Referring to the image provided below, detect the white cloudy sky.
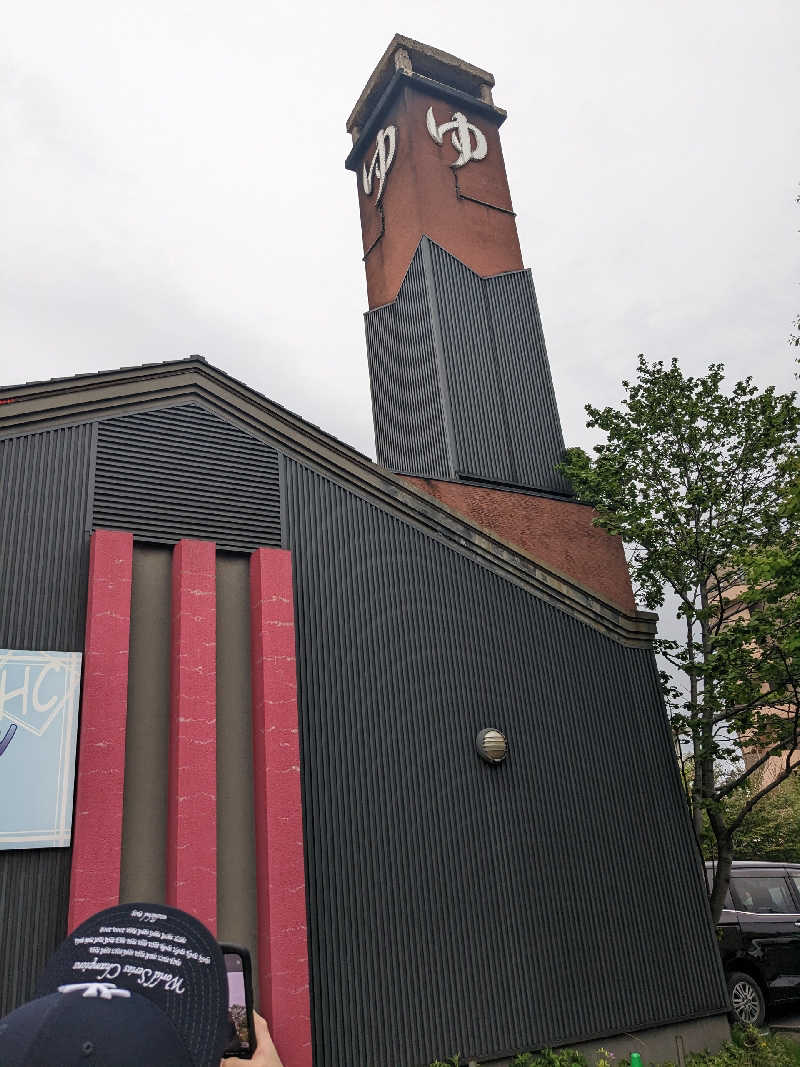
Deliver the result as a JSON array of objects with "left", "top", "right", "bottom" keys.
[{"left": 2, "top": 0, "right": 798, "bottom": 465}]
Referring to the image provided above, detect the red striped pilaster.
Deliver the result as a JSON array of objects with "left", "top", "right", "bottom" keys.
[
  {"left": 250, "top": 548, "right": 312, "bottom": 1067},
  {"left": 167, "top": 539, "right": 217, "bottom": 933},
  {"left": 68, "top": 529, "right": 134, "bottom": 931}
]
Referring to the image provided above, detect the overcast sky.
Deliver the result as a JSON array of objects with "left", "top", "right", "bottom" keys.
[{"left": 3, "top": 0, "right": 798, "bottom": 465}]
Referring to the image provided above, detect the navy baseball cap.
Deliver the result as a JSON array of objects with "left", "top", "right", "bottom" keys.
[{"left": 0, "top": 902, "right": 229, "bottom": 1066}]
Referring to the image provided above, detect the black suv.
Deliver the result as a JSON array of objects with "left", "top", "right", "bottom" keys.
[{"left": 706, "top": 861, "right": 800, "bottom": 1026}]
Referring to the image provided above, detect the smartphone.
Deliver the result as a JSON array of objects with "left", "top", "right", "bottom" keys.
[{"left": 220, "top": 944, "right": 256, "bottom": 1059}]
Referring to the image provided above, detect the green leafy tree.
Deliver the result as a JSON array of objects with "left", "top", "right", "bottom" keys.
[
  {"left": 790, "top": 192, "right": 799, "bottom": 349},
  {"left": 560, "top": 357, "right": 800, "bottom": 922},
  {"left": 701, "top": 770, "right": 800, "bottom": 864}
]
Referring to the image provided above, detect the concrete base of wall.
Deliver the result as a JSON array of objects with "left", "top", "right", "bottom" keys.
[{"left": 470, "top": 1014, "right": 731, "bottom": 1066}]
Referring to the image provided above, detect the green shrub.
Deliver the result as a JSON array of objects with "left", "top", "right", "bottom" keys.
[
  {"left": 429, "top": 1027, "right": 800, "bottom": 1067},
  {"left": 513, "top": 1051, "right": 588, "bottom": 1067},
  {"left": 685, "top": 1027, "right": 800, "bottom": 1067}
]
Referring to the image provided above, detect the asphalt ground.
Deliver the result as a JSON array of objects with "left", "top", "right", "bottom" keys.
[{"left": 769, "top": 1003, "right": 800, "bottom": 1036}]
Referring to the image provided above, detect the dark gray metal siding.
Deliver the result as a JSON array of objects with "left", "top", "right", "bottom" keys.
[
  {"left": 485, "top": 268, "right": 571, "bottom": 494},
  {"left": 0, "top": 424, "right": 94, "bottom": 1015},
  {"left": 0, "top": 425, "right": 94, "bottom": 651},
  {"left": 94, "top": 403, "right": 281, "bottom": 551},
  {"left": 284, "top": 459, "right": 727, "bottom": 1067},
  {"left": 0, "top": 849, "right": 74, "bottom": 1015},
  {"left": 365, "top": 238, "right": 571, "bottom": 495},
  {"left": 426, "top": 240, "right": 515, "bottom": 484},
  {"left": 365, "top": 250, "right": 452, "bottom": 480}
]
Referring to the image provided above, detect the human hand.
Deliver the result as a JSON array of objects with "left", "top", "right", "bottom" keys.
[{"left": 221, "top": 1011, "right": 284, "bottom": 1067}]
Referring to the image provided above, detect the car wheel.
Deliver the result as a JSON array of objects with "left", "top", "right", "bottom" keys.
[{"left": 727, "top": 971, "right": 766, "bottom": 1027}]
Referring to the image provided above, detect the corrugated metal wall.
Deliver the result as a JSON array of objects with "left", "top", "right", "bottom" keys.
[
  {"left": 485, "top": 268, "right": 571, "bottom": 495},
  {"left": 0, "top": 424, "right": 94, "bottom": 1016},
  {"left": 94, "top": 403, "right": 282, "bottom": 551},
  {"left": 365, "top": 250, "right": 453, "bottom": 480},
  {"left": 0, "top": 426, "right": 94, "bottom": 651},
  {"left": 427, "top": 240, "right": 516, "bottom": 485},
  {"left": 365, "top": 238, "right": 571, "bottom": 495},
  {"left": 0, "top": 849, "right": 74, "bottom": 1014},
  {"left": 284, "top": 459, "right": 728, "bottom": 1067},
  {"left": 0, "top": 400, "right": 726, "bottom": 1064}
]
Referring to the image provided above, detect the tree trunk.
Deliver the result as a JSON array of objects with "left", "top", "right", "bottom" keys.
[
  {"left": 692, "top": 759, "right": 703, "bottom": 839},
  {"left": 687, "top": 615, "right": 704, "bottom": 839},
  {"left": 708, "top": 828, "right": 733, "bottom": 925}
]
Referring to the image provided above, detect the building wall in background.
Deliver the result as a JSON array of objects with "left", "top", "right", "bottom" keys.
[
  {"left": 0, "top": 401, "right": 728, "bottom": 1067},
  {"left": 283, "top": 457, "right": 727, "bottom": 1067}
]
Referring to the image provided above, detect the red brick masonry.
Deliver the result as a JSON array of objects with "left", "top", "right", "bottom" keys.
[
  {"left": 403, "top": 478, "right": 636, "bottom": 614},
  {"left": 68, "top": 529, "right": 134, "bottom": 931},
  {"left": 356, "top": 84, "right": 523, "bottom": 309},
  {"left": 250, "top": 548, "right": 312, "bottom": 1067}
]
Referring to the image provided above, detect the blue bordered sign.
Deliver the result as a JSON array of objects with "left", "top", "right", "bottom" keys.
[{"left": 0, "top": 650, "right": 82, "bottom": 850}]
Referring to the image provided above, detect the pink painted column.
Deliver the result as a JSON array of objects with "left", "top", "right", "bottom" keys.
[
  {"left": 250, "top": 548, "right": 312, "bottom": 1067},
  {"left": 167, "top": 539, "right": 217, "bottom": 933},
  {"left": 68, "top": 529, "right": 134, "bottom": 931}
]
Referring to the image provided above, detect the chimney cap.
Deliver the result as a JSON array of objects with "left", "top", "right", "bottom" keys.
[{"left": 346, "top": 34, "right": 496, "bottom": 135}]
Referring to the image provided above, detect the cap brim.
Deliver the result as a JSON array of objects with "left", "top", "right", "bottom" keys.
[{"left": 36, "top": 903, "right": 228, "bottom": 1067}]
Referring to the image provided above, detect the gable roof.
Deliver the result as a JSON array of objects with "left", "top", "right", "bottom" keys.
[{"left": 0, "top": 356, "right": 656, "bottom": 647}]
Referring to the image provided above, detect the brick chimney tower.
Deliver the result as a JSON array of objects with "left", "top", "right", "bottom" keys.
[
  {"left": 346, "top": 35, "right": 637, "bottom": 613},
  {"left": 347, "top": 36, "right": 523, "bottom": 310}
]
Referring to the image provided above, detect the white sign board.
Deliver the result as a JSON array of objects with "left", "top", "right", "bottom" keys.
[{"left": 0, "top": 649, "right": 82, "bottom": 849}]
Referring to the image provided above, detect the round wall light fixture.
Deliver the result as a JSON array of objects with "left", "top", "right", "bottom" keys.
[{"left": 476, "top": 728, "right": 508, "bottom": 765}]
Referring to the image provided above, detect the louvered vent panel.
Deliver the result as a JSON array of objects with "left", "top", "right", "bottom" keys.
[
  {"left": 94, "top": 403, "right": 281, "bottom": 551},
  {"left": 284, "top": 458, "right": 728, "bottom": 1067}
]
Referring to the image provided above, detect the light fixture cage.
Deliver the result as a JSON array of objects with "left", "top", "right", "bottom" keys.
[{"left": 476, "top": 727, "right": 507, "bottom": 764}]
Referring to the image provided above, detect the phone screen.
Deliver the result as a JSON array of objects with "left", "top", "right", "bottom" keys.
[{"left": 222, "top": 948, "right": 254, "bottom": 1058}]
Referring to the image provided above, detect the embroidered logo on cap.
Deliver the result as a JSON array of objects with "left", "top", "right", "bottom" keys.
[{"left": 57, "top": 983, "right": 132, "bottom": 1000}]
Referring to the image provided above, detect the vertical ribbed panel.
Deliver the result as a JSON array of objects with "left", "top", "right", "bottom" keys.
[
  {"left": 485, "top": 270, "right": 571, "bottom": 494},
  {"left": 0, "top": 425, "right": 93, "bottom": 650},
  {"left": 94, "top": 403, "right": 281, "bottom": 551},
  {"left": 0, "top": 848, "right": 74, "bottom": 1014},
  {"left": 427, "top": 240, "right": 515, "bottom": 484},
  {"left": 364, "top": 238, "right": 571, "bottom": 494},
  {"left": 0, "top": 424, "right": 93, "bottom": 1015},
  {"left": 284, "top": 459, "right": 728, "bottom": 1067},
  {"left": 365, "top": 252, "right": 452, "bottom": 479}
]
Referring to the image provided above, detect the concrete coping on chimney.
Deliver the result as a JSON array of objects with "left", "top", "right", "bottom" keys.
[{"left": 346, "top": 33, "right": 497, "bottom": 137}]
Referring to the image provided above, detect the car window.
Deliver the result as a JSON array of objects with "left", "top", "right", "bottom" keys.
[
  {"left": 791, "top": 874, "right": 800, "bottom": 903},
  {"left": 732, "top": 875, "right": 796, "bottom": 914}
]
